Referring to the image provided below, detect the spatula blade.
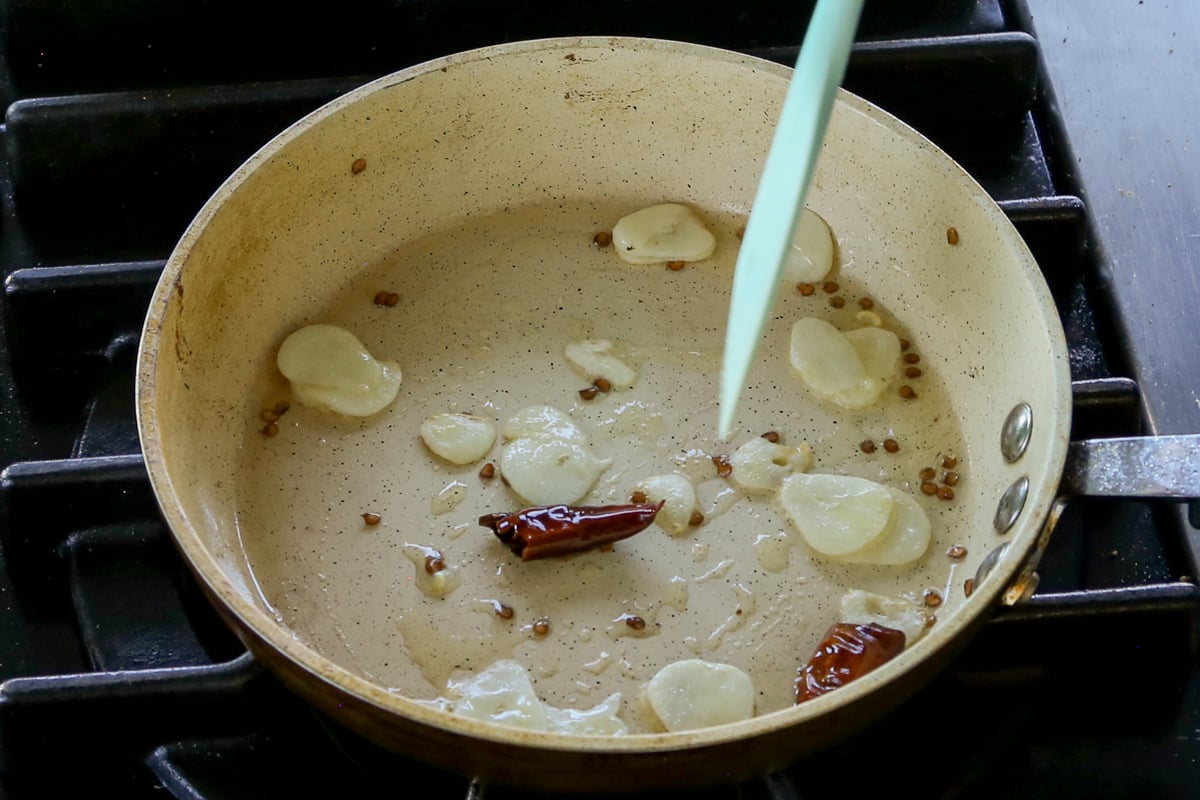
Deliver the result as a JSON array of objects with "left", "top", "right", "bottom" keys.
[{"left": 717, "top": 0, "right": 865, "bottom": 439}]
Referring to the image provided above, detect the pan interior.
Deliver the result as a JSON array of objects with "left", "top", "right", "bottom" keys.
[
  {"left": 139, "top": 38, "right": 1070, "bottom": 745},
  {"left": 233, "top": 196, "right": 970, "bottom": 732}
]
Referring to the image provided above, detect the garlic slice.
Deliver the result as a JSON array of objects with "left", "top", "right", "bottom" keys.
[
  {"left": 448, "top": 660, "right": 547, "bottom": 731},
  {"left": 500, "top": 434, "right": 611, "bottom": 506},
  {"left": 500, "top": 406, "right": 611, "bottom": 505},
  {"left": 276, "top": 324, "right": 401, "bottom": 417},
  {"left": 545, "top": 693, "right": 628, "bottom": 736},
  {"left": 501, "top": 404, "right": 589, "bottom": 446},
  {"left": 446, "top": 660, "right": 627, "bottom": 735},
  {"left": 788, "top": 317, "right": 864, "bottom": 398},
  {"left": 835, "top": 327, "right": 903, "bottom": 409},
  {"left": 777, "top": 472, "right": 896, "bottom": 557},
  {"left": 840, "top": 589, "right": 928, "bottom": 645},
  {"left": 565, "top": 339, "right": 637, "bottom": 389},
  {"left": 788, "top": 318, "right": 900, "bottom": 409},
  {"left": 643, "top": 659, "right": 754, "bottom": 732},
  {"left": 838, "top": 489, "right": 932, "bottom": 566},
  {"left": 729, "top": 436, "right": 813, "bottom": 494},
  {"left": 635, "top": 473, "right": 698, "bottom": 536},
  {"left": 781, "top": 208, "right": 835, "bottom": 284},
  {"left": 420, "top": 413, "right": 496, "bottom": 464},
  {"left": 612, "top": 203, "right": 716, "bottom": 265}
]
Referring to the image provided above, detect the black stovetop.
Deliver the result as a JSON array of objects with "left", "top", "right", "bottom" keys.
[{"left": 1, "top": 1, "right": 1198, "bottom": 797}]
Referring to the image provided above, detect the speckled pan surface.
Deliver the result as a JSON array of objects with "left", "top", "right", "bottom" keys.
[{"left": 135, "top": 37, "right": 1072, "bottom": 790}]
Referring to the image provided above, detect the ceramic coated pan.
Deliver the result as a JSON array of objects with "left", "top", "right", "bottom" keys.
[{"left": 135, "top": 37, "right": 1200, "bottom": 792}]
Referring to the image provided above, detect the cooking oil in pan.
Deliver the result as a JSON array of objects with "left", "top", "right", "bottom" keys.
[{"left": 232, "top": 198, "right": 969, "bottom": 734}]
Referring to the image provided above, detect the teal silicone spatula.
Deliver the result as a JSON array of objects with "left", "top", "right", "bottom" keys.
[{"left": 717, "top": 0, "right": 865, "bottom": 439}]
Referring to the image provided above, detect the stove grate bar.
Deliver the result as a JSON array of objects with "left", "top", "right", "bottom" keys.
[{"left": 0, "top": 653, "right": 274, "bottom": 774}]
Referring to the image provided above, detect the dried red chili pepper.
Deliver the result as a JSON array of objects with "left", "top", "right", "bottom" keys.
[
  {"left": 795, "top": 621, "right": 906, "bottom": 704},
  {"left": 478, "top": 502, "right": 664, "bottom": 561}
]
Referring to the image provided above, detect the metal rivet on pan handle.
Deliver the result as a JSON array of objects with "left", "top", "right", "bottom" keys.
[
  {"left": 994, "top": 476, "right": 1030, "bottom": 534},
  {"left": 1001, "top": 402, "right": 1033, "bottom": 463}
]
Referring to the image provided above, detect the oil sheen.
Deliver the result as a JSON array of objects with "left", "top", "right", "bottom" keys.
[{"left": 233, "top": 198, "right": 968, "bottom": 734}]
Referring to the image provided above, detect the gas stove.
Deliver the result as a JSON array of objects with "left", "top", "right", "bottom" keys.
[{"left": 1, "top": 1, "right": 1198, "bottom": 797}]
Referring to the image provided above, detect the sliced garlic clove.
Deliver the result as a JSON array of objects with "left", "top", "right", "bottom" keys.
[
  {"left": 840, "top": 588, "right": 928, "bottom": 645},
  {"left": 277, "top": 324, "right": 402, "bottom": 417},
  {"left": 833, "top": 327, "right": 902, "bottom": 409},
  {"left": 788, "top": 317, "right": 866, "bottom": 400},
  {"left": 277, "top": 324, "right": 380, "bottom": 388},
  {"left": 500, "top": 434, "right": 612, "bottom": 505},
  {"left": 612, "top": 203, "right": 716, "bottom": 265},
  {"left": 788, "top": 319, "right": 901, "bottom": 410},
  {"left": 446, "top": 660, "right": 550, "bottom": 731},
  {"left": 564, "top": 339, "right": 637, "bottom": 389},
  {"left": 847, "top": 327, "right": 902, "bottom": 379},
  {"left": 643, "top": 659, "right": 754, "bottom": 732},
  {"left": 781, "top": 208, "right": 835, "bottom": 284},
  {"left": 448, "top": 660, "right": 628, "bottom": 735},
  {"left": 777, "top": 472, "right": 896, "bottom": 557},
  {"left": 501, "top": 405, "right": 588, "bottom": 446},
  {"left": 635, "top": 473, "right": 699, "bottom": 536},
  {"left": 839, "top": 489, "right": 932, "bottom": 566},
  {"left": 419, "top": 413, "right": 497, "bottom": 464},
  {"left": 289, "top": 372, "right": 401, "bottom": 417},
  {"left": 545, "top": 693, "right": 628, "bottom": 736},
  {"left": 729, "top": 436, "right": 813, "bottom": 494}
]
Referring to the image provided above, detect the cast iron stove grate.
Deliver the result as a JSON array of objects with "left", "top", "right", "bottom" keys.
[{"left": 1, "top": 1, "right": 1197, "bottom": 797}]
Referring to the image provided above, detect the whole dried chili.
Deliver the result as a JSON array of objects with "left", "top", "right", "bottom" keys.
[
  {"left": 795, "top": 621, "right": 906, "bottom": 704},
  {"left": 479, "top": 501, "right": 664, "bottom": 561}
]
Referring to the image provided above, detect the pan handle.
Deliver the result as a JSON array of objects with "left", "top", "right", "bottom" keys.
[
  {"left": 987, "top": 433, "right": 1200, "bottom": 606},
  {"left": 1058, "top": 434, "right": 1200, "bottom": 499}
]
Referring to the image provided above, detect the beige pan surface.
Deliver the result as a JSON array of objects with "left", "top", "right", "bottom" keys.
[{"left": 137, "top": 37, "right": 1071, "bottom": 786}]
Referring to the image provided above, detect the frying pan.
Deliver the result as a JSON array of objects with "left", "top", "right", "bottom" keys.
[{"left": 134, "top": 37, "right": 1200, "bottom": 792}]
